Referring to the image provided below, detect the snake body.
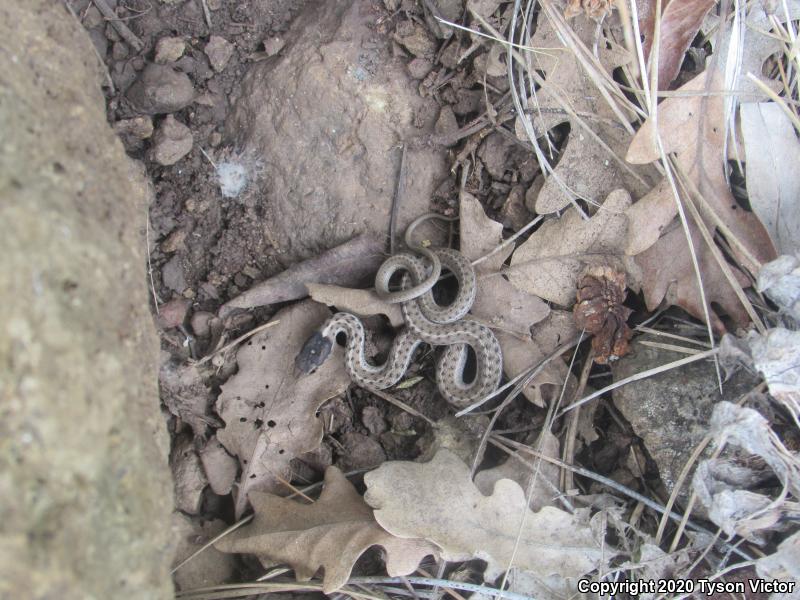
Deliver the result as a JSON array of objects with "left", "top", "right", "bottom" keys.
[{"left": 313, "top": 220, "right": 503, "bottom": 408}]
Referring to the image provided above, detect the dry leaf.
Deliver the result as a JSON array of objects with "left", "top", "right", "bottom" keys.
[
  {"left": 508, "top": 189, "right": 634, "bottom": 306},
  {"left": 215, "top": 466, "right": 437, "bottom": 593},
  {"left": 364, "top": 449, "right": 612, "bottom": 581},
  {"left": 626, "top": 67, "right": 777, "bottom": 328},
  {"left": 307, "top": 282, "right": 404, "bottom": 328},
  {"left": 219, "top": 233, "right": 385, "bottom": 317},
  {"left": 216, "top": 300, "right": 350, "bottom": 517},
  {"left": 475, "top": 431, "right": 561, "bottom": 512},
  {"left": 172, "top": 513, "right": 236, "bottom": 591},
  {"left": 740, "top": 102, "right": 800, "bottom": 255},
  {"left": 460, "top": 191, "right": 550, "bottom": 336},
  {"left": 642, "top": 0, "right": 717, "bottom": 89},
  {"left": 459, "top": 192, "right": 555, "bottom": 405},
  {"left": 517, "top": 6, "right": 651, "bottom": 214}
]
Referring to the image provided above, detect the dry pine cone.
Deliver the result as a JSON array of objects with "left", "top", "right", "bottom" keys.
[{"left": 573, "top": 266, "right": 633, "bottom": 364}]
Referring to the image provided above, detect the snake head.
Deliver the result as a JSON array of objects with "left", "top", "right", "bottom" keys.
[{"left": 294, "top": 330, "right": 333, "bottom": 376}]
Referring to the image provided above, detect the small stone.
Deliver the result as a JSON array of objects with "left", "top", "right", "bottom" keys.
[
  {"left": 126, "top": 63, "right": 196, "bottom": 115},
  {"left": 262, "top": 36, "right": 285, "bottom": 56},
  {"left": 150, "top": 115, "right": 194, "bottom": 166},
  {"left": 204, "top": 36, "right": 234, "bottom": 72},
  {"left": 160, "top": 228, "right": 187, "bottom": 253},
  {"left": 242, "top": 265, "right": 261, "bottom": 279},
  {"left": 162, "top": 254, "right": 187, "bottom": 293},
  {"left": 233, "top": 272, "right": 248, "bottom": 287},
  {"left": 407, "top": 57, "right": 434, "bottom": 79},
  {"left": 209, "top": 131, "right": 222, "bottom": 147},
  {"left": 190, "top": 311, "right": 216, "bottom": 338},
  {"left": 154, "top": 36, "right": 186, "bottom": 64},
  {"left": 393, "top": 21, "right": 438, "bottom": 57},
  {"left": 434, "top": 105, "right": 458, "bottom": 144},
  {"left": 114, "top": 116, "right": 154, "bottom": 140},
  {"left": 337, "top": 432, "right": 386, "bottom": 471},
  {"left": 156, "top": 297, "right": 191, "bottom": 330},
  {"left": 112, "top": 41, "right": 129, "bottom": 61},
  {"left": 206, "top": 0, "right": 222, "bottom": 9}
]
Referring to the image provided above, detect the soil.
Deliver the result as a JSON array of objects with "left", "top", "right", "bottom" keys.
[{"left": 68, "top": 0, "right": 752, "bottom": 591}]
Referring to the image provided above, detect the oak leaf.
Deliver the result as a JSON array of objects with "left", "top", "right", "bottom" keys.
[
  {"left": 215, "top": 466, "right": 438, "bottom": 593},
  {"left": 364, "top": 449, "right": 613, "bottom": 581},
  {"left": 508, "top": 189, "right": 635, "bottom": 307},
  {"left": 216, "top": 300, "right": 350, "bottom": 517},
  {"left": 517, "top": 5, "right": 652, "bottom": 214}
]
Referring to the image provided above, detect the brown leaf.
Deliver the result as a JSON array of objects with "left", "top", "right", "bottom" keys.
[
  {"left": 219, "top": 234, "right": 385, "bottom": 318},
  {"left": 626, "top": 68, "right": 777, "bottom": 329},
  {"left": 159, "top": 358, "right": 221, "bottom": 436},
  {"left": 642, "top": 0, "right": 717, "bottom": 90},
  {"left": 516, "top": 6, "right": 652, "bottom": 214},
  {"left": 216, "top": 300, "right": 350, "bottom": 517},
  {"left": 215, "top": 466, "right": 437, "bottom": 593},
  {"left": 508, "top": 189, "right": 634, "bottom": 306},
  {"left": 364, "top": 449, "right": 613, "bottom": 581},
  {"left": 307, "top": 282, "right": 404, "bottom": 328}
]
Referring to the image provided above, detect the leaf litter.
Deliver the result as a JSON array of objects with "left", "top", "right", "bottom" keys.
[{"left": 124, "top": 0, "right": 800, "bottom": 596}]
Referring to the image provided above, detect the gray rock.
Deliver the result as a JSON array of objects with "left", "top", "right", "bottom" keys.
[
  {"left": 151, "top": 115, "right": 193, "bottom": 165},
  {"left": 114, "top": 115, "right": 154, "bottom": 140},
  {"left": 127, "top": 63, "right": 196, "bottom": 114},
  {"left": 162, "top": 254, "right": 188, "bottom": 293},
  {"left": 154, "top": 36, "right": 186, "bottom": 64},
  {"left": 170, "top": 436, "right": 208, "bottom": 515},
  {"left": 225, "top": 1, "right": 448, "bottom": 263},
  {"left": 204, "top": 35, "right": 234, "bottom": 72},
  {"left": 612, "top": 341, "right": 761, "bottom": 508},
  {"left": 0, "top": 2, "right": 173, "bottom": 597}
]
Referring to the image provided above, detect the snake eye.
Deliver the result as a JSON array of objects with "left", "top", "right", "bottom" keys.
[{"left": 294, "top": 331, "right": 333, "bottom": 375}]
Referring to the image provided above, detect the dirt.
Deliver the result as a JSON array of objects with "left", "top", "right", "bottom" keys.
[{"left": 65, "top": 0, "right": 780, "bottom": 592}]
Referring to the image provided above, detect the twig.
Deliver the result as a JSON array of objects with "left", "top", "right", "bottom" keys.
[
  {"left": 145, "top": 210, "right": 160, "bottom": 313},
  {"left": 92, "top": 0, "right": 144, "bottom": 52},
  {"left": 389, "top": 144, "right": 408, "bottom": 255},
  {"left": 561, "top": 349, "right": 594, "bottom": 492},
  {"left": 199, "top": 0, "right": 212, "bottom": 29},
  {"left": 192, "top": 320, "right": 280, "bottom": 366}
]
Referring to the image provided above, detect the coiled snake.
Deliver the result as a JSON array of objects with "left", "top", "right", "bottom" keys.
[{"left": 296, "top": 214, "right": 502, "bottom": 408}]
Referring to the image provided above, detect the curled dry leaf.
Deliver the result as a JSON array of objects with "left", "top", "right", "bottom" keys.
[
  {"left": 215, "top": 466, "right": 438, "bottom": 593},
  {"left": 307, "top": 282, "right": 404, "bottom": 328},
  {"left": 573, "top": 266, "right": 633, "bottom": 364},
  {"left": 219, "top": 233, "right": 385, "bottom": 317},
  {"left": 641, "top": 0, "right": 717, "bottom": 90},
  {"left": 216, "top": 300, "right": 350, "bottom": 517},
  {"left": 364, "top": 449, "right": 613, "bottom": 581},
  {"left": 159, "top": 357, "right": 221, "bottom": 436},
  {"left": 508, "top": 189, "right": 635, "bottom": 307},
  {"left": 740, "top": 102, "right": 800, "bottom": 255},
  {"left": 516, "top": 5, "right": 652, "bottom": 214}
]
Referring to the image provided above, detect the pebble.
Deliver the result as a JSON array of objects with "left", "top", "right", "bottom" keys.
[
  {"left": 112, "top": 41, "right": 129, "bottom": 61},
  {"left": 150, "top": 115, "right": 194, "bottom": 166},
  {"left": 126, "top": 63, "right": 196, "bottom": 115},
  {"left": 154, "top": 36, "right": 186, "bottom": 64},
  {"left": 407, "top": 57, "right": 434, "bottom": 79},
  {"left": 262, "top": 36, "right": 285, "bottom": 56},
  {"left": 204, "top": 36, "right": 234, "bottom": 72},
  {"left": 162, "top": 254, "right": 188, "bottom": 294},
  {"left": 114, "top": 116, "right": 154, "bottom": 140}
]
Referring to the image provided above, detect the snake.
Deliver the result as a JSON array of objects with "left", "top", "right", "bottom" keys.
[{"left": 295, "top": 214, "right": 503, "bottom": 408}]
